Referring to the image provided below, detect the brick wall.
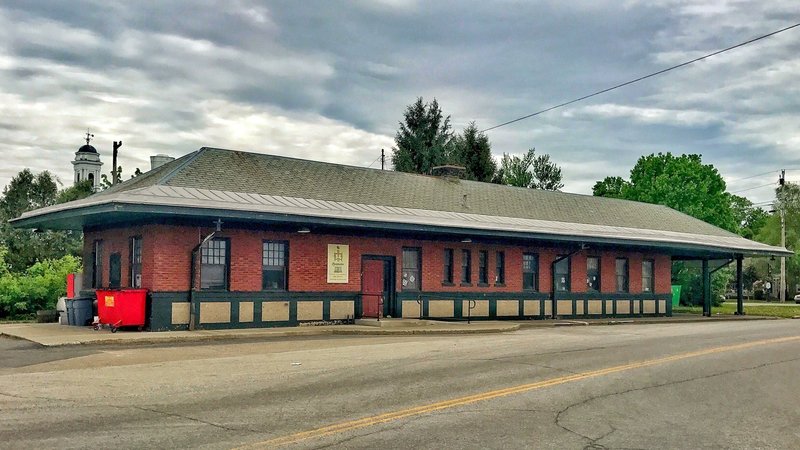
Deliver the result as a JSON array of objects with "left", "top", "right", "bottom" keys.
[{"left": 82, "top": 223, "right": 673, "bottom": 295}]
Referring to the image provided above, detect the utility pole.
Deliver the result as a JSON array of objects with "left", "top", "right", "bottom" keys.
[
  {"left": 112, "top": 140, "right": 123, "bottom": 185},
  {"left": 779, "top": 169, "right": 786, "bottom": 302},
  {"left": 380, "top": 148, "right": 385, "bottom": 171}
]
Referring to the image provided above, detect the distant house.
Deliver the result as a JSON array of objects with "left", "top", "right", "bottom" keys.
[{"left": 12, "top": 147, "right": 789, "bottom": 330}]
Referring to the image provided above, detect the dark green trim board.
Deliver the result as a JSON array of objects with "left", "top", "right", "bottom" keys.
[
  {"left": 150, "top": 292, "right": 189, "bottom": 331},
  {"left": 149, "top": 290, "right": 671, "bottom": 331}
]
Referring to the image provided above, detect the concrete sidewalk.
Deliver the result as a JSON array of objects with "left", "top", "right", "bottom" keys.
[
  {"left": 0, "top": 320, "right": 520, "bottom": 347},
  {"left": 0, "top": 314, "right": 779, "bottom": 347}
]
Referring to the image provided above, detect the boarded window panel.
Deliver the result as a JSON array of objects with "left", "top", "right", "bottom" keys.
[
  {"left": 496, "top": 251, "right": 505, "bottom": 284},
  {"left": 616, "top": 258, "right": 629, "bottom": 293},
  {"left": 443, "top": 249, "right": 454, "bottom": 284},
  {"left": 478, "top": 251, "right": 488, "bottom": 284},
  {"left": 555, "top": 257, "right": 570, "bottom": 292},
  {"left": 587, "top": 256, "right": 600, "bottom": 292},
  {"left": 642, "top": 260, "right": 654, "bottom": 293},
  {"left": 130, "top": 237, "right": 142, "bottom": 288},
  {"left": 461, "top": 250, "right": 472, "bottom": 283}
]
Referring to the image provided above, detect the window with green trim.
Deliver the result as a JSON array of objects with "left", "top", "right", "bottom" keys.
[
  {"left": 201, "top": 238, "right": 229, "bottom": 290},
  {"left": 262, "top": 240, "right": 288, "bottom": 290},
  {"left": 523, "top": 253, "right": 538, "bottom": 291}
]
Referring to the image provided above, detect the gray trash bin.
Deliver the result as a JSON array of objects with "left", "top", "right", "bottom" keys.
[
  {"left": 66, "top": 299, "right": 75, "bottom": 325},
  {"left": 71, "top": 298, "right": 93, "bottom": 326}
]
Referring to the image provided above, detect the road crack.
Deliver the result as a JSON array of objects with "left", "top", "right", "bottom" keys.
[{"left": 553, "top": 355, "right": 800, "bottom": 448}]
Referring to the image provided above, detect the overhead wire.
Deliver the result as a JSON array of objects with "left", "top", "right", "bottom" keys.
[
  {"left": 730, "top": 182, "right": 776, "bottom": 194},
  {"left": 480, "top": 22, "right": 800, "bottom": 133}
]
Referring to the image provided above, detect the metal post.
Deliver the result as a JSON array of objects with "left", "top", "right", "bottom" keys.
[
  {"left": 381, "top": 148, "right": 385, "bottom": 171},
  {"left": 702, "top": 259, "right": 711, "bottom": 317},
  {"left": 736, "top": 255, "right": 744, "bottom": 315}
]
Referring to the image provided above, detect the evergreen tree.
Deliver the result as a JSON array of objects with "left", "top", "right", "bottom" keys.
[
  {"left": 391, "top": 97, "right": 453, "bottom": 174},
  {"left": 452, "top": 122, "right": 496, "bottom": 182}
]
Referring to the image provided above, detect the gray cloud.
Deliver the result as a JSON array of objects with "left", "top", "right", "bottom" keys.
[{"left": 0, "top": 0, "right": 797, "bottom": 207}]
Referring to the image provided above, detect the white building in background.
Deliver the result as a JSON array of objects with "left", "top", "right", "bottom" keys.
[{"left": 72, "top": 133, "right": 103, "bottom": 191}]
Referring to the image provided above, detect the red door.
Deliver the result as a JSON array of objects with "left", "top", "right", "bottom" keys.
[{"left": 362, "top": 259, "right": 384, "bottom": 318}]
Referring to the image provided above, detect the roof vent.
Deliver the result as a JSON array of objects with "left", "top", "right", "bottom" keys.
[
  {"left": 431, "top": 165, "right": 466, "bottom": 179},
  {"left": 150, "top": 154, "right": 175, "bottom": 170}
]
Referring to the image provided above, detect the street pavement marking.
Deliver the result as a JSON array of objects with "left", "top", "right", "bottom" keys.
[{"left": 234, "top": 335, "right": 800, "bottom": 449}]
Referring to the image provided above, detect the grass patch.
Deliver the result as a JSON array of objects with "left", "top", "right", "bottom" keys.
[{"left": 674, "top": 302, "right": 800, "bottom": 319}]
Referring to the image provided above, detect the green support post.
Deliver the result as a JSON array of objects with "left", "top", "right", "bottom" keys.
[
  {"left": 736, "top": 255, "right": 744, "bottom": 315},
  {"left": 702, "top": 259, "right": 711, "bottom": 317}
]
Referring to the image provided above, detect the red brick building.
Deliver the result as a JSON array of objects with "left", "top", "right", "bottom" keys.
[{"left": 12, "top": 148, "right": 789, "bottom": 330}]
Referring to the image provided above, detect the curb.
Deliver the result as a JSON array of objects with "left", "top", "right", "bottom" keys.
[{"left": 0, "top": 323, "right": 521, "bottom": 348}]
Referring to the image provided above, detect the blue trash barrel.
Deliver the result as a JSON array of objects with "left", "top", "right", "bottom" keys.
[{"left": 71, "top": 298, "right": 93, "bottom": 326}]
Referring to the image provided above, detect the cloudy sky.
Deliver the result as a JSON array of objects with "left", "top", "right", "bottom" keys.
[{"left": 1, "top": 0, "right": 798, "bottom": 205}]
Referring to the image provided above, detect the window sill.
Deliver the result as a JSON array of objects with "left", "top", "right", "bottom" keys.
[
  {"left": 441, "top": 282, "right": 455, "bottom": 287},
  {"left": 494, "top": 283, "right": 506, "bottom": 288},
  {"left": 477, "top": 283, "right": 490, "bottom": 288},
  {"left": 460, "top": 282, "right": 472, "bottom": 287}
]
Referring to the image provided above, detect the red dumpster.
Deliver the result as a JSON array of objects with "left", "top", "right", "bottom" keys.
[{"left": 95, "top": 289, "right": 147, "bottom": 332}]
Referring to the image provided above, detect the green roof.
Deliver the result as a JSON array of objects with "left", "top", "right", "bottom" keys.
[
  {"left": 93, "top": 147, "right": 735, "bottom": 238},
  {"left": 13, "top": 147, "right": 791, "bottom": 257}
]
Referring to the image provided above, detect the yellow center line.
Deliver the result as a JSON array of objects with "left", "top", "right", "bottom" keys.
[{"left": 234, "top": 335, "right": 800, "bottom": 449}]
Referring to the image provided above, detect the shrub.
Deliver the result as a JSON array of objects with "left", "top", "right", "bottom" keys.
[{"left": 0, "top": 247, "right": 81, "bottom": 319}]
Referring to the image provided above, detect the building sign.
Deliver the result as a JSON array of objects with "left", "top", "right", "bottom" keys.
[{"left": 327, "top": 244, "right": 349, "bottom": 283}]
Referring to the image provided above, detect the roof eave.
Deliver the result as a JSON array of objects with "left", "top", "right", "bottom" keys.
[{"left": 11, "top": 201, "right": 792, "bottom": 258}]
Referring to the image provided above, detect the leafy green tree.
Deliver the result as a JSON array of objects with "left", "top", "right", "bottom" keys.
[
  {"left": 753, "top": 182, "right": 800, "bottom": 297},
  {"left": 451, "top": 122, "right": 496, "bottom": 182},
  {"left": 592, "top": 176, "right": 627, "bottom": 198},
  {"left": 391, "top": 97, "right": 454, "bottom": 175},
  {"left": 495, "top": 149, "right": 564, "bottom": 190},
  {"left": 0, "top": 170, "right": 92, "bottom": 273},
  {"left": 593, "top": 153, "right": 737, "bottom": 232},
  {"left": 0, "top": 169, "right": 58, "bottom": 221},
  {"left": 56, "top": 180, "right": 94, "bottom": 204},
  {"left": 730, "top": 195, "right": 769, "bottom": 239},
  {"left": 496, "top": 151, "right": 535, "bottom": 187}
]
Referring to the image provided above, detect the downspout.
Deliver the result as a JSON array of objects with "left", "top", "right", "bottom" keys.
[{"left": 551, "top": 245, "right": 587, "bottom": 319}]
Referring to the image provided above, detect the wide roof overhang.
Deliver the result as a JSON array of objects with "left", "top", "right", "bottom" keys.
[{"left": 11, "top": 186, "right": 793, "bottom": 259}]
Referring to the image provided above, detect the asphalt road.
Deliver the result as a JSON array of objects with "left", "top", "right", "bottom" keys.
[{"left": 2, "top": 321, "right": 800, "bottom": 449}]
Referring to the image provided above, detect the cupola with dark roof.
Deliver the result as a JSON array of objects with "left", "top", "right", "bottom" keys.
[{"left": 72, "top": 130, "right": 103, "bottom": 191}]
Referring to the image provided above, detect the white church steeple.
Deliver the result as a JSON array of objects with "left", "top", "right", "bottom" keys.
[{"left": 72, "top": 130, "right": 103, "bottom": 191}]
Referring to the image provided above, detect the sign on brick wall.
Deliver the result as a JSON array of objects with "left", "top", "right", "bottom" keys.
[{"left": 327, "top": 244, "right": 349, "bottom": 283}]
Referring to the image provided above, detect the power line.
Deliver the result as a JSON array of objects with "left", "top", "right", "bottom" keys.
[
  {"left": 730, "top": 182, "right": 776, "bottom": 194},
  {"left": 366, "top": 154, "right": 382, "bottom": 169},
  {"left": 481, "top": 22, "right": 800, "bottom": 133},
  {"left": 726, "top": 169, "right": 778, "bottom": 184}
]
